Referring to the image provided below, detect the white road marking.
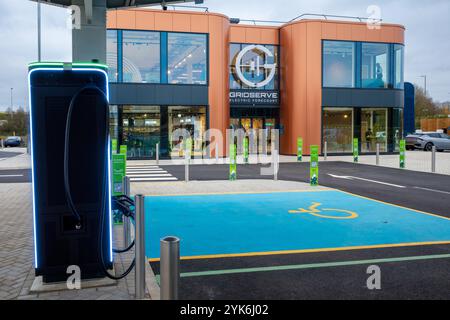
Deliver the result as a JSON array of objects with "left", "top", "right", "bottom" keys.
[
  {"left": 126, "top": 165, "right": 177, "bottom": 182},
  {"left": 413, "top": 187, "right": 450, "bottom": 195},
  {"left": 0, "top": 174, "right": 24, "bottom": 178},
  {"left": 130, "top": 177, "right": 178, "bottom": 182},
  {"left": 327, "top": 174, "right": 406, "bottom": 188}
]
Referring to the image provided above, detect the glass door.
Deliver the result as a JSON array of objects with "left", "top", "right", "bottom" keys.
[
  {"left": 361, "top": 108, "right": 388, "bottom": 152},
  {"left": 122, "top": 106, "right": 160, "bottom": 158},
  {"left": 252, "top": 118, "right": 264, "bottom": 154}
]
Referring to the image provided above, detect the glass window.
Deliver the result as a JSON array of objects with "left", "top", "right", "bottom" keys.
[
  {"left": 122, "top": 106, "right": 161, "bottom": 158},
  {"left": 322, "top": 108, "right": 353, "bottom": 153},
  {"left": 362, "top": 43, "right": 390, "bottom": 88},
  {"left": 107, "top": 30, "right": 118, "bottom": 82},
  {"left": 394, "top": 44, "right": 404, "bottom": 89},
  {"left": 229, "top": 44, "right": 279, "bottom": 90},
  {"left": 323, "top": 41, "right": 355, "bottom": 88},
  {"left": 123, "top": 31, "right": 160, "bottom": 83},
  {"left": 109, "top": 105, "right": 119, "bottom": 142},
  {"left": 168, "top": 33, "right": 207, "bottom": 85},
  {"left": 361, "top": 108, "right": 388, "bottom": 152},
  {"left": 168, "top": 106, "right": 206, "bottom": 158}
]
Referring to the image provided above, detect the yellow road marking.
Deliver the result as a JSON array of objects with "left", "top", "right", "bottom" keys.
[
  {"left": 148, "top": 241, "right": 450, "bottom": 262},
  {"left": 337, "top": 190, "right": 450, "bottom": 221},
  {"left": 289, "top": 202, "right": 359, "bottom": 220},
  {"left": 144, "top": 189, "right": 332, "bottom": 197}
]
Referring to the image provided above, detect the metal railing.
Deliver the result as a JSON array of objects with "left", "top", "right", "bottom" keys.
[{"left": 289, "top": 13, "right": 383, "bottom": 23}]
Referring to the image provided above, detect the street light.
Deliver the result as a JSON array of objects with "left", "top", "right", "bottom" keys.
[
  {"left": 420, "top": 75, "right": 427, "bottom": 96},
  {"left": 37, "top": 0, "right": 41, "bottom": 62},
  {"left": 10, "top": 88, "right": 13, "bottom": 111}
]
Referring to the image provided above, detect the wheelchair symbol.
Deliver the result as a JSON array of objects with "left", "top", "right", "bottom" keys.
[{"left": 289, "top": 202, "right": 358, "bottom": 220}]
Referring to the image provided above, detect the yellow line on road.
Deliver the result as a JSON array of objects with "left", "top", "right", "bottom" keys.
[{"left": 148, "top": 241, "right": 450, "bottom": 262}]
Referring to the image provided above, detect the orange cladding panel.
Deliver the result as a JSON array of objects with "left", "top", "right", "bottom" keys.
[
  {"left": 305, "top": 22, "right": 323, "bottom": 153},
  {"left": 135, "top": 11, "right": 155, "bottom": 30},
  {"left": 107, "top": 10, "right": 117, "bottom": 29},
  {"left": 154, "top": 12, "right": 173, "bottom": 31},
  {"left": 172, "top": 13, "right": 191, "bottom": 32},
  {"left": 116, "top": 10, "right": 135, "bottom": 29},
  {"left": 245, "top": 27, "right": 262, "bottom": 43},
  {"left": 191, "top": 15, "right": 209, "bottom": 33},
  {"left": 207, "top": 15, "right": 229, "bottom": 157}
]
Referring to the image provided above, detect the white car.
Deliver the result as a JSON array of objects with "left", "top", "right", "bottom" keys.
[{"left": 414, "top": 133, "right": 450, "bottom": 152}]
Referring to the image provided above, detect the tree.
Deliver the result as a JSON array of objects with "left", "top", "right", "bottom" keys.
[
  {"left": 414, "top": 85, "right": 440, "bottom": 128},
  {"left": 0, "top": 107, "right": 29, "bottom": 137}
]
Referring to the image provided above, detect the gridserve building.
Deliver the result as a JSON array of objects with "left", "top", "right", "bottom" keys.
[{"left": 106, "top": 8, "right": 405, "bottom": 159}]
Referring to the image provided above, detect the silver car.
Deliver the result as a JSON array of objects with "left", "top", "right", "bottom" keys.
[{"left": 414, "top": 133, "right": 450, "bottom": 152}]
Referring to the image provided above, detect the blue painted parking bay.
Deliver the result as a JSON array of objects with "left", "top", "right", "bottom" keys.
[{"left": 144, "top": 190, "right": 450, "bottom": 260}]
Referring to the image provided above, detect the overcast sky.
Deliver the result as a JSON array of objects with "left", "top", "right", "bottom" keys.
[{"left": 0, "top": 0, "right": 449, "bottom": 111}]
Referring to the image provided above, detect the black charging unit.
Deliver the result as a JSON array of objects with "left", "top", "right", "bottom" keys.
[{"left": 28, "top": 62, "right": 113, "bottom": 283}]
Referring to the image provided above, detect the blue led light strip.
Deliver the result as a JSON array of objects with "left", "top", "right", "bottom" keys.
[{"left": 28, "top": 67, "right": 113, "bottom": 268}]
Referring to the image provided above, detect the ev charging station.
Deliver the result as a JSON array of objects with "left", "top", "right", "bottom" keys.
[
  {"left": 28, "top": 0, "right": 201, "bottom": 284},
  {"left": 28, "top": 62, "right": 113, "bottom": 282}
]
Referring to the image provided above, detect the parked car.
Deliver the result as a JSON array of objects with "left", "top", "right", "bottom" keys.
[
  {"left": 405, "top": 133, "right": 432, "bottom": 150},
  {"left": 414, "top": 133, "right": 450, "bottom": 152},
  {"left": 4, "top": 136, "right": 22, "bottom": 148}
]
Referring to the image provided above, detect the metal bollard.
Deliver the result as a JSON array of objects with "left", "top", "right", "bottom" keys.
[
  {"left": 273, "top": 149, "right": 279, "bottom": 181},
  {"left": 324, "top": 141, "right": 328, "bottom": 161},
  {"left": 185, "top": 152, "right": 189, "bottom": 182},
  {"left": 156, "top": 143, "right": 159, "bottom": 165},
  {"left": 160, "top": 236, "right": 180, "bottom": 300},
  {"left": 376, "top": 143, "right": 380, "bottom": 166},
  {"left": 123, "top": 176, "right": 132, "bottom": 248},
  {"left": 431, "top": 146, "right": 436, "bottom": 173},
  {"left": 135, "top": 195, "right": 146, "bottom": 299}
]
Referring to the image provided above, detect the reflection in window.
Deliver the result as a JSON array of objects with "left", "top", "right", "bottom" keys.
[
  {"left": 229, "top": 44, "right": 279, "bottom": 90},
  {"left": 394, "top": 44, "right": 404, "bottom": 89},
  {"left": 322, "top": 108, "right": 353, "bottom": 153},
  {"left": 168, "top": 106, "right": 206, "bottom": 157},
  {"left": 123, "top": 31, "right": 160, "bottom": 83},
  {"left": 122, "top": 106, "right": 161, "bottom": 158},
  {"left": 109, "top": 105, "right": 119, "bottom": 142},
  {"left": 362, "top": 43, "right": 389, "bottom": 88},
  {"left": 107, "top": 30, "right": 118, "bottom": 82},
  {"left": 168, "top": 33, "right": 207, "bottom": 85},
  {"left": 323, "top": 41, "right": 355, "bottom": 88}
]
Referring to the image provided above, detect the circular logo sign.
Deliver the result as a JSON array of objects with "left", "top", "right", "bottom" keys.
[{"left": 233, "top": 45, "right": 277, "bottom": 88}]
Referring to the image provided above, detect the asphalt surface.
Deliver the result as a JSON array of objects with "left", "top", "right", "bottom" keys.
[
  {"left": 0, "top": 169, "right": 31, "bottom": 184},
  {"left": 152, "top": 161, "right": 450, "bottom": 299},
  {"left": 161, "top": 161, "right": 450, "bottom": 217},
  {"left": 151, "top": 243, "right": 450, "bottom": 299},
  {"left": 0, "top": 150, "right": 22, "bottom": 159}
]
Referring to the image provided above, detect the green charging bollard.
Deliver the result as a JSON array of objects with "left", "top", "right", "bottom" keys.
[
  {"left": 399, "top": 139, "right": 406, "bottom": 169},
  {"left": 297, "top": 138, "right": 303, "bottom": 162},
  {"left": 120, "top": 144, "right": 127, "bottom": 161},
  {"left": 112, "top": 153, "right": 126, "bottom": 224},
  {"left": 243, "top": 136, "right": 249, "bottom": 164},
  {"left": 230, "top": 144, "right": 237, "bottom": 181},
  {"left": 310, "top": 145, "right": 319, "bottom": 186},
  {"left": 353, "top": 138, "right": 359, "bottom": 163}
]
